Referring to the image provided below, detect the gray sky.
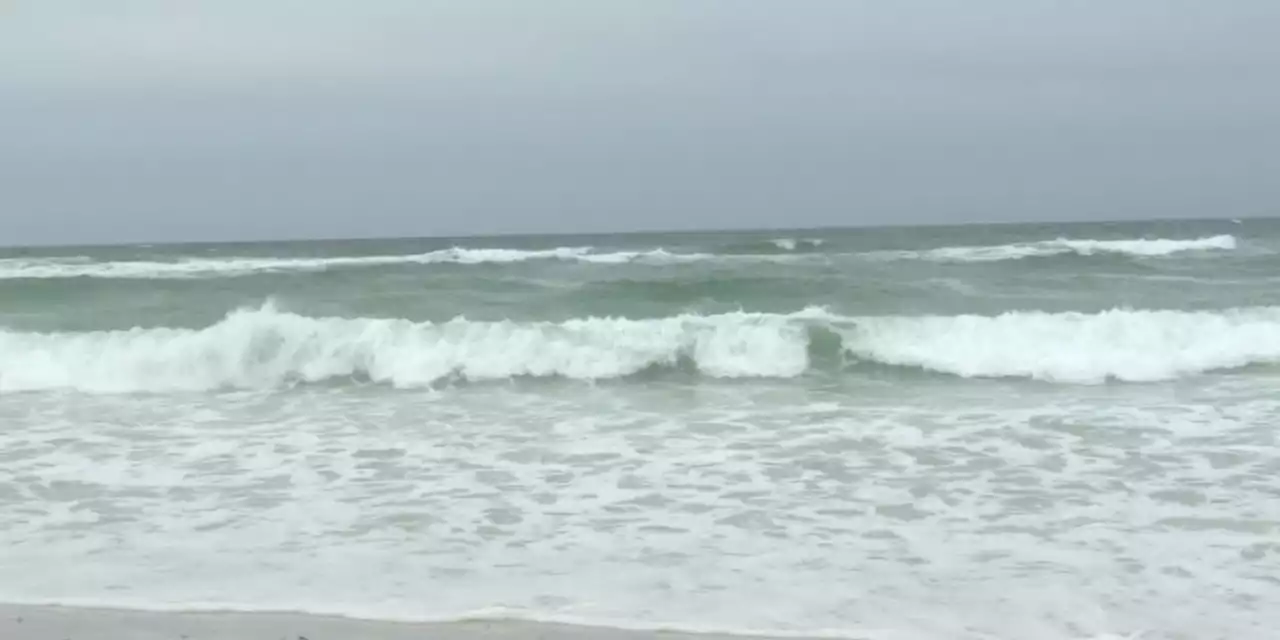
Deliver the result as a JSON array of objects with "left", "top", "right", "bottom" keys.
[{"left": 2, "top": 1, "right": 1279, "bottom": 244}]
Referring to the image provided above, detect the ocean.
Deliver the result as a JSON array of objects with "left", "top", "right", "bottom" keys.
[{"left": 0, "top": 218, "right": 1275, "bottom": 640}]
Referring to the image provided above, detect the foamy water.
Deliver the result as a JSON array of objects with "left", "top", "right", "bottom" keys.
[
  {"left": 2, "top": 221, "right": 1276, "bottom": 640},
  {"left": 2, "top": 382, "right": 1274, "bottom": 639}
]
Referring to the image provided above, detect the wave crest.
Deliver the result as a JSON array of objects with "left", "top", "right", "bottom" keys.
[
  {"left": 0, "top": 304, "right": 824, "bottom": 392},
  {"left": 4, "top": 304, "right": 1280, "bottom": 391}
]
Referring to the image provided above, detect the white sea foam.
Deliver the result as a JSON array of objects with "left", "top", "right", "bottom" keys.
[
  {"left": 0, "top": 598, "right": 885, "bottom": 639},
  {"left": 843, "top": 307, "right": 1280, "bottom": 383},
  {"left": 874, "top": 234, "right": 1238, "bottom": 263},
  {"left": 1, "top": 385, "right": 1260, "bottom": 638},
  {"left": 4, "top": 304, "right": 1280, "bottom": 391},
  {"left": 2, "top": 336, "right": 1273, "bottom": 639}
]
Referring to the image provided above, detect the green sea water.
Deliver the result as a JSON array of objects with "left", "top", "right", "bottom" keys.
[{"left": 1, "top": 218, "right": 1273, "bottom": 330}]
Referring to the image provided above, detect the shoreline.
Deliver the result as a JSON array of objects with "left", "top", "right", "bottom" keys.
[{"left": 0, "top": 604, "right": 839, "bottom": 640}]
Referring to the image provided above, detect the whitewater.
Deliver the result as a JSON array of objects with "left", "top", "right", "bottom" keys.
[
  {"left": 2, "top": 219, "right": 1277, "bottom": 640},
  {"left": 6, "top": 303, "right": 1280, "bottom": 391}
]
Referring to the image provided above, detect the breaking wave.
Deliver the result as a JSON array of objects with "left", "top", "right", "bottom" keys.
[
  {"left": 0, "top": 304, "right": 826, "bottom": 392},
  {"left": 874, "top": 235, "right": 1237, "bottom": 263},
  {"left": 844, "top": 307, "right": 1280, "bottom": 383},
  {"left": 4, "top": 303, "right": 1280, "bottom": 392}
]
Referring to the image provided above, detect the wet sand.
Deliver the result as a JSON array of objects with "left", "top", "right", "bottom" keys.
[{"left": 0, "top": 604, "right": 816, "bottom": 640}]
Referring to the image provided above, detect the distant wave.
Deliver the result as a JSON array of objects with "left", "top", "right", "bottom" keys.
[
  {"left": 0, "top": 248, "right": 585, "bottom": 279},
  {"left": 872, "top": 235, "right": 1237, "bottom": 263},
  {"left": 0, "top": 248, "right": 734, "bottom": 279},
  {"left": 715, "top": 237, "right": 826, "bottom": 255},
  {"left": 0, "top": 234, "right": 1236, "bottom": 279},
  {"left": 4, "top": 303, "right": 1279, "bottom": 392}
]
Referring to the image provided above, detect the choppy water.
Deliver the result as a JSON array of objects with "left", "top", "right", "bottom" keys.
[{"left": 1, "top": 219, "right": 1277, "bottom": 639}]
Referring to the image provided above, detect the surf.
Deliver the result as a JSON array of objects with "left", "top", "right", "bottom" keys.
[{"left": 4, "top": 302, "right": 1280, "bottom": 392}]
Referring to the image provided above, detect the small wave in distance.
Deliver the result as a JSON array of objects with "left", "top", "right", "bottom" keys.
[
  {"left": 0, "top": 247, "right": 726, "bottom": 280},
  {"left": 0, "top": 234, "right": 1242, "bottom": 279},
  {"left": 872, "top": 234, "right": 1238, "bottom": 263}
]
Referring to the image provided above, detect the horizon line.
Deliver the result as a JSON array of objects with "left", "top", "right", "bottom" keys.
[{"left": 1, "top": 212, "right": 1269, "bottom": 251}]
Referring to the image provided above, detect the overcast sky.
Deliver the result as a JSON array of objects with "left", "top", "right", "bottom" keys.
[{"left": 2, "top": 1, "right": 1278, "bottom": 244}]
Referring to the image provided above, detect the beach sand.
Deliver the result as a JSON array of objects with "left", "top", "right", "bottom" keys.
[{"left": 0, "top": 604, "right": 810, "bottom": 640}]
